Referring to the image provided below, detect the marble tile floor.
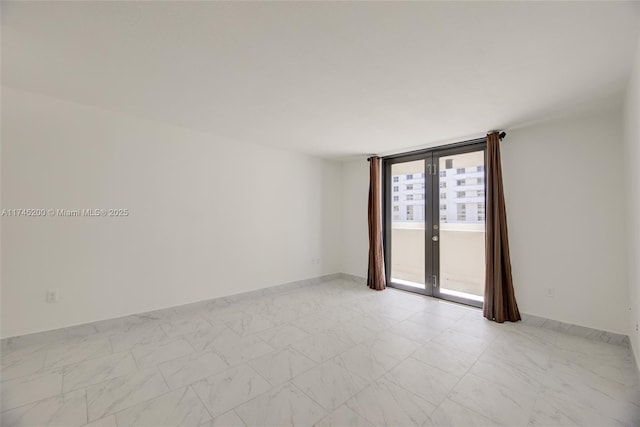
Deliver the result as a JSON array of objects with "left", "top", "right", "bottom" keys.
[{"left": 1, "top": 278, "right": 639, "bottom": 427}]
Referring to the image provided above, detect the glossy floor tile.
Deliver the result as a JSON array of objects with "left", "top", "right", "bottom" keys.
[
  {"left": 249, "top": 348, "right": 317, "bottom": 386},
  {"left": 191, "top": 364, "right": 271, "bottom": 419},
  {"left": 235, "top": 383, "right": 327, "bottom": 426},
  {"left": 158, "top": 350, "right": 229, "bottom": 391},
  {"left": 292, "top": 360, "right": 371, "bottom": 411},
  {"left": 86, "top": 367, "right": 169, "bottom": 421},
  {"left": 1, "top": 278, "right": 639, "bottom": 426},
  {"left": 115, "top": 386, "right": 211, "bottom": 427}
]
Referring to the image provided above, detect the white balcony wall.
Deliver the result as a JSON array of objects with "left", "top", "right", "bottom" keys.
[
  {"left": 391, "top": 227, "right": 425, "bottom": 284},
  {"left": 439, "top": 229, "right": 485, "bottom": 296},
  {"left": 390, "top": 226, "right": 485, "bottom": 297}
]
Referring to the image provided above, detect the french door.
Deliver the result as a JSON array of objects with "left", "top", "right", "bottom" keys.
[{"left": 383, "top": 142, "right": 487, "bottom": 308}]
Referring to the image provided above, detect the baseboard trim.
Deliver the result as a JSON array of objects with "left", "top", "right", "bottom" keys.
[
  {"left": 519, "top": 313, "right": 629, "bottom": 348},
  {"left": 337, "top": 273, "right": 631, "bottom": 348},
  {"left": 224, "top": 273, "right": 343, "bottom": 303},
  {"left": 339, "top": 272, "right": 367, "bottom": 285},
  {"left": 1, "top": 273, "right": 344, "bottom": 348},
  {"left": 631, "top": 340, "right": 640, "bottom": 377},
  {"left": 2, "top": 272, "right": 630, "bottom": 351}
]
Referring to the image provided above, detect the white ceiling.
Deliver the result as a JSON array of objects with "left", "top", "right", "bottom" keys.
[{"left": 3, "top": 1, "right": 640, "bottom": 159}]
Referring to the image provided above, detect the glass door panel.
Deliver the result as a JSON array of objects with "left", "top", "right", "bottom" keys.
[
  {"left": 390, "top": 160, "right": 426, "bottom": 290},
  {"left": 435, "top": 150, "right": 486, "bottom": 305},
  {"left": 384, "top": 143, "right": 486, "bottom": 307}
]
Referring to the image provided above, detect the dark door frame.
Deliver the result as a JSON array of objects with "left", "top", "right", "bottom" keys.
[
  {"left": 383, "top": 152, "right": 434, "bottom": 297},
  {"left": 382, "top": 139, "right": 487, "bottom": 307}
]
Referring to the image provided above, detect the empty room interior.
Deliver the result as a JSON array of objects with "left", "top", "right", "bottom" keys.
[{"left": 2, "top": 1, "right": 640, "bottom": 426}]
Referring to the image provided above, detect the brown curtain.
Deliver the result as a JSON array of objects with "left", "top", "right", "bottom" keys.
[
  {"left": 484, "top": 132, "right": 521, "bottom": 322},
  {"left": 367, "top": 156, "right": 386, "bottom": 291}
]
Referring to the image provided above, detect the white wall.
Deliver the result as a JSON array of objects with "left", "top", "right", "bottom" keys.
[
  {"left": 1, "top": 86, "right": 342, "bottom": 338},
  {"left": 623, "top": 35, "right": 640, "bottom": 367},
  {"left": 503, "top": 111, "right": 627, "bottom": 334},
  {"left": 340, "top": 110, "right": 628, "bottom": 334},
  {"left": 340, "top": 159, "right": 369, "bottom": 279}
]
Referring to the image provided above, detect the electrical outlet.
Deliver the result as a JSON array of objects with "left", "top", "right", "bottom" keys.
[{"left": 46, "top": 290, "right": 58, "bottom": 303}]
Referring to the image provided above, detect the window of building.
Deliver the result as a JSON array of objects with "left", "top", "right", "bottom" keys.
[
  {"left": 478, "top": 205, "right": 486, "bottom": 221},
  {"left": 445, "top": 159, "right": 453, "bottom": 169},
  {"left": 457, "top": 168, "right": 466, "bottom": 174},
  {"left": 457, "top": 204, "right": 467, "bottom": 221},
  {"left": 457, "top": 179, "right": 466, "bottom": 186},
  {"left": 406, "top": 184, "right": 413, "bottom": 190},
  {"left": 393, "top": 206, "right": 400, "bottom": 212},
  {"left": 406, "top": 205, "right": 414, "bottom": 220},
  {"left": 439, "top": 181, "right": 446, "bottom": 189},
  {"left": 440, "top": 204, "right": 446, "bottom": 210},
  {"left": 477, "top": 165, "right": 485, "bottom": 172},
  {"left": 393, "top": 196, "right": 399, "bottom": 201},
  {"left": 439, "top": 171, "right": 446, "bottom": 177},
  {"left": 406, "top": 194, "right": 414, "bottom": 201},
  {"left": 393, "top": 186, "right": 399, "bottom": 192},
  {"left": 406, "top": 174, "right": 413, "bottom": 180},
  {"left": 393, "top": 176, "right": 399, "bottom": 183},
  {"left": 440, "top": 215, "right": 447, "bottom": 222},
  {"left": 440, "top": 193, "right": 446, "bottom": 199},
  {"left": 457, "top": 191, "right": 466, "bottom": 198},
  {"left": 478, "top": 189, "right": 485, "bottom": 197}
]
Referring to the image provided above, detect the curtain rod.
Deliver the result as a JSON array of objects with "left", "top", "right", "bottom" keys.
[
  {"left": 367, "top": 131, "right": 506, "bottom": 161},
  {"left": 488, "top": 131, "right": 508, "bottom": 141}
]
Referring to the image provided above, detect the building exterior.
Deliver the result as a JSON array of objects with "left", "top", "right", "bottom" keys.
[{"left": 391, "top": 166, "right": 485, "bottom": 224}]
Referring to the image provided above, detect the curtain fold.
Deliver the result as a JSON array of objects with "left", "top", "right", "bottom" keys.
[
  {"left": 484, "top": 132, "right": 521, "bottom": 322},
  {"left": 367, "top": 156, "right": 386, "bottom": 291}
]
